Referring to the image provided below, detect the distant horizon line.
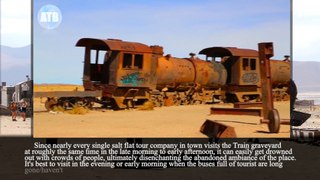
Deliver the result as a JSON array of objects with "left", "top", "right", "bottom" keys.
[{"left": 0, "top": 44, "right": 31, "bottom": 48}]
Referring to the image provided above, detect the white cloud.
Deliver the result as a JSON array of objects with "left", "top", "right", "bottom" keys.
[
  {"left": 294, "top": 0, "right": 320, "bottom": 17},
  {"left": 293, "top": 0, "right": 320, "bottom": 61},
  {"left": 0, "top": 0, "right": 31, "bottom": 47}
]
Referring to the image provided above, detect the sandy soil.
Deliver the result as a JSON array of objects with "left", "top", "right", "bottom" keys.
[
  {"left": 0, "top": 115, "right": 32, "bottom": 136},
  {"left": 34, "top": 84, "right": 84, "bottom": 92},
  {"left": 207, "top": 101, "right": 290, "bottom": 138},
  {"left": 33, "top": 84, "right": 290, "bottom": 138}
]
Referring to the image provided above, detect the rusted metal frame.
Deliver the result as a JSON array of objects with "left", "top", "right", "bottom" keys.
[
  {"left": 95, "top": 49, "right": 99, "bottom": 64},
  {"left": 258, "top": 43, "right": 274, "bottom": 119},
  {"left": 200, "top": 120, "right": 237, "bottom": 138},
  {"left": 83, "top": 46, "right": 92, "bottom": 82},
  {"left": 233, "top": 102, "right": 263, "bottom": 108},
  {"left": 123, "top": 89, "right": 139, "bottom": 99},
  {"left": 76, "top": 38, "right": 152, "bottom": 53}
]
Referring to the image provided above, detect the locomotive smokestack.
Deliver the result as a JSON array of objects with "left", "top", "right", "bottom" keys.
[
  {"left": 189, "top": 53, "right": 196, "bottom": 59},
  {"left": 283, "top": 55, "right": 290, "bottom": 62}
]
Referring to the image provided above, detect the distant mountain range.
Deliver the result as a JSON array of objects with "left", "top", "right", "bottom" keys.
[
  {"left": 293, "top": 61, "right": 320, "bottom": 93},
  {"left": 1, "top": 45, "right": 31, "bottom": 86}
]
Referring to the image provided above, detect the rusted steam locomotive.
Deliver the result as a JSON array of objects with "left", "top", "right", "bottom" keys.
[{"left": 68, "top": 38, "right": 290, "bottom": 109}]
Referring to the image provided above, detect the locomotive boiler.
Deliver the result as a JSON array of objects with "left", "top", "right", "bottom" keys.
[{"left": 37, "top": 38, "right": 291, "bottom": 110}]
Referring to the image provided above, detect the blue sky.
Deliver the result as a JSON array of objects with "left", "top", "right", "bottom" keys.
[
  {"left": 32, "top": 0, "right": 290, "bottom": 84},
  {"left": 1, "top": 0, "right": 291, "bottom": 84}
]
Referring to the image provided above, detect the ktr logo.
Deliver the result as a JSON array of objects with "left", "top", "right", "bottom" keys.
[{"left": 37, "top": 4, "right": 62, "bottom": 30}]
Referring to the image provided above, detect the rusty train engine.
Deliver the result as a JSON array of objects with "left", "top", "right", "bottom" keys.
[
  {"left": 40, "top": 38, "right": 291, "bottom": 110},
  {"left": 72, "top": 38, "right": 290, "bottom": 109}
]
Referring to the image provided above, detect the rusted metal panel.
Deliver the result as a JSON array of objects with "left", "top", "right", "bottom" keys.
[
  {"left": 76, "top": 38, "right": 152, "bottom": 53},
  {"left": 188, "top": 58, "right": 227, "bottom": 87},
  {"left": 156, "top": 56, "right": 227, "bottom": 90},
  {"left": 233, "top": 102, "right": 263, "bottom": 108},
  {"left": 199, "top": 47, "right": 258, "bottom": 57},
  {"left": 239, "top": 57, "right": 261, "bottom": 86},
  {"left": 228, "top": 57, "right": 242, "bottom": 85},
  {"left": 200, "top": 120, "right": 236, "bottom": 138},
  {"left": 100, "top": 85, "right": 117, "bottom": 97},
  {"left": 156, "top": 56, "right": 195, "bottom": 89},
  {"left": 210, "top": 107, "right": 262, "bottom": 116},
  {"left": 117, "top": 71, "right": 148, "bottom": 87},
  {"left": 34, "top": 91, "right": 102, "bottom": 98},
  {"left": 221, "top": 56, "right": 261, "bottom": 87},
  {"left": 117, "top": 53, "right": 155, "bottom": 87},
  {"left": 270, "top": 60, "right": 290, "bottom": 87}
]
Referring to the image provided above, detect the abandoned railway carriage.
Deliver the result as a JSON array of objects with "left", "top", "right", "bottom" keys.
[{"left": 75, "top": 38, "right": 290, "bottom": 109}]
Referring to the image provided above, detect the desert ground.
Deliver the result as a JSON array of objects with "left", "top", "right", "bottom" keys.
[
  {"left": 33, "top": 84, "right": 290, "bottom": 138},
  {"left": 0, "top": 115, "right": 31, "bottom": 136}
]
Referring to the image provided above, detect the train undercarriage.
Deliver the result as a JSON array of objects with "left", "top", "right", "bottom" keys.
[{"left": 37, "top": 85, "right": 290, "bottom": 111}]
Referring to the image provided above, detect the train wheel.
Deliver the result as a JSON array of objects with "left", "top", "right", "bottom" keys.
[
  {"left": 226, "top": 94, "right": 237, "bottom": 103},
  {"left": 193, "top": 100, "right": 202, "bottom": 105},
  {"left": 268, "top": 109, "right": 280, "bottom": 133},
  {"left": 153, "top": 100, "right": 162, "bottom": 107},
  {"left": 124, "top": 99, "right": 134, "bottom": 109},
  {"left": 83, "top": 98, "right": 95, "bottom": 109},
  {"left": 45, "top": 98, "right": 57, "bottom": 111},
  {"left": 214, "top": 95, "right": 224, "bottom": 104},
  {"left": 255, "top": 96, "right": 262, "bottom": 102},
  {"left": 62, "top": 101, "right": 70, "bottom": 110},
  {"left": 110, "top": 99, "right": 120, "bottom": 110},
  {"left": 173, "top": 96, "right": 182, "bottom": 106}
]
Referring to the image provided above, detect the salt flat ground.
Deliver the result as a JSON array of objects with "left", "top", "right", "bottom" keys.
[{"left": 33, "top": 87, "right": 290, "bottom": 138}]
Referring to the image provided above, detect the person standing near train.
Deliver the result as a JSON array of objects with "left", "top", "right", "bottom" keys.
[
  {"left": 19, "top": 99, "right": 28, "bottom": 121},
  {"left": 9, "top": 102, "right": 18, "bottom": 121}
]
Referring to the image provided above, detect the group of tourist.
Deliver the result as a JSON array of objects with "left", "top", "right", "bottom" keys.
[{"left": 9, "top": 99, "right": 28, "bottom": 121}]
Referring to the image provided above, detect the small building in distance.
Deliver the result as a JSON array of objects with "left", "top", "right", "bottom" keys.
[
  {"left": 0, "top": 79, "right": 33, "bottom": 116},
  {"left": 0, "top": 82, "right": 15, "bottom": 108}
]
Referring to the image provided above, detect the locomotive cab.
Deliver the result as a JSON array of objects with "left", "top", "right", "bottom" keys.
[
  {"left": 76, "top": 38, "right": 158, "bottom": 108},
  {"left": 199, "top": 47, "right": 261, "bottom": 102}
]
